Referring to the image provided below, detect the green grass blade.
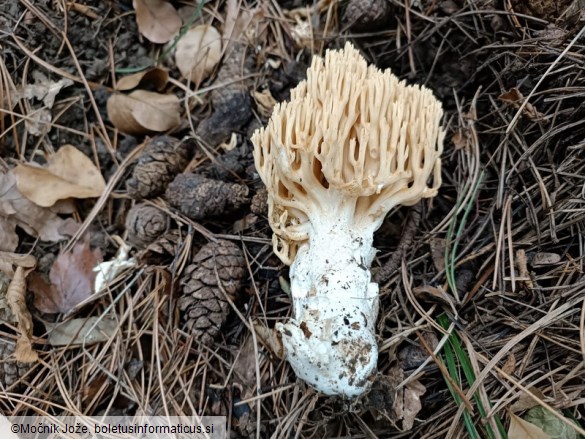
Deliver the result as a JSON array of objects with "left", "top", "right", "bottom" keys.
[{"left": 437, "top": 314, "right": 507, "bottom": 438}]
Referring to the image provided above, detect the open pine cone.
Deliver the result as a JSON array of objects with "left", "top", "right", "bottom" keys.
[
  {"left": 126, "top": 203, "right": 169, "bottom": 246},
  {"left": 0, "top": 340, "right": 31, "bottom": 389},
  {"left": 126, "top": 136, "right": 190, "bottom": 199},
  {"left": 179, "top": 240, "right": 246, "bottom": 345}
]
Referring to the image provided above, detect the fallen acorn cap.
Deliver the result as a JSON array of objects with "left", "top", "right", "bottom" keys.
[{"left": 252, "top": 42, "right": 444, "bottom": 397}]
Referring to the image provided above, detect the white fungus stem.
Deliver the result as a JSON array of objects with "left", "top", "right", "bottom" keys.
[{"left": 277, "top": 211, "right": 379, "bottom": 396}]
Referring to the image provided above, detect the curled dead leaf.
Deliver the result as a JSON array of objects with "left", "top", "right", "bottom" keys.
[
  {"left": 6, "top": 266, "right": 38, "bottom": 362},
  {"left": 253, "top": 322, "right": 284, "bottom": 359},
  {"left": 133, "top": 0, "right": 181, "bottom": 44},
  {"left": 401, "top": 380, "right": 426, "bottom": 431},
  {"left": 0, "top": 170, "right": 79, "bottom": 244},
  {"left": 175, "top": 24, "right": 222, "bottom": 85},
  {"left": 498, "top": 87, "right": 545, "bottom": 122},
  {"left": 116, "top": 67, "right": 169, "bottom": 91},
  {"left": 107, "top": 90, "right": 180, "bottom": 135},
  {"left": 253, "top": 89, "right": 277, "bottom": 117},
  {"left": 0, "top": 251, "right": 36, "bottom": 277},
  {"left": 14, "top": 145, "right": 106, "bottom": 207},
  {"left": 388, "top": 365, "right": 426, "bottom": 431},
  {"left": 16, "top": 71, "right": 73, "bottom": 109},
  {"left": 413, "top": 284, "right": 457, "bottom": 312},
  {"left": 0, "top": 217, "right": 19, "bottom": 252}
]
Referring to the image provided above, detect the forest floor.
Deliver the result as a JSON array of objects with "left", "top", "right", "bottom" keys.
[{"left": 1, "top": 0, "right": 585, "bottom": 437}]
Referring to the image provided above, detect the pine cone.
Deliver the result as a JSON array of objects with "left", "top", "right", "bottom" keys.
[
  {"left": 166, "top": 174, "right": 249, "bottom": 220},
  {"left": 250, "top": 189, "right": 268, "bottom": 216},
  {"left": 179, "top": 240, "right": 246, "bottom": 345},
  {"left": 126, "top": 203, "right": 169, "bottom": 246},
  {"left": 139, "top": 229, "right": 183, "bottom": 263},
  {"left": 196, "top": 43, "right": 253, "bottom": 147},
  {"left": 342, "top": 0, "right": 391, "bottom": 30},
  {"left": 126, "top": 136, "right": 191, "bottom": 199},
  {"left": 0, "top": 340, "right": 31, "bottom": 389}
]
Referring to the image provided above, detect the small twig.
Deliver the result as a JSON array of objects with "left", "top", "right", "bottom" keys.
[{"left": 374, "top": 203, "right": 422, "bottom": 283}]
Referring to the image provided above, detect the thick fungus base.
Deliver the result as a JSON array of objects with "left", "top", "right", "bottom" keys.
[{"left": 277, "top": 219, "right": 379, "bottom": 397}]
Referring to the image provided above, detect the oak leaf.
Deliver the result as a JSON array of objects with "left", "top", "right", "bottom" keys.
[
  {"left": 0, "top": 170, "right": 79, "bottom": 245},
  {"left": 133, "top": 0, "right": 181, "bottom": 44},
  {"left": 175, "top": 25, "right": 222, "bottom": 86},
  {"left": 116, "top": 67, "right": 169, "bottom": 91},
  {"left": 14, "top": 145, "right": 106, "bottom": 207},
  {"left": 107, "top": 90, "right": 180, "bottom": 135}
]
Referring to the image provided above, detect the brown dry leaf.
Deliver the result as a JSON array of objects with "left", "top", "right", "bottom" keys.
[
  {"left": 0, "top": 253, "right": 36, "bottom": 326},
  {"left": 175, "top": 25, "right": 222, "bottom": 85},
  {"left": 133, "top": 0, "right": 181, "bottom": 44},
  {"left": 233, "top": 336, "right": 260, "bottom": 400},
  {"left": 451, "top": 130, "right": 470, "bottom": 150},
  {"left": 413, "top": 284, "right": 457, "bottom": 313},
  {"left": 511, "top": 388, "right": 547, "bottom": 413},
  {"left": 25, "top": 108, "right": 52, "bottom": 136},
  {"left": 253, "top": 89, "right": 277, "bottom": 118},
  {"left": 6, "top": 266, "right": 38, "bottom": 362},
  {"left": 530, "top": 252, "right": 561, "bottom": 267},
  {"left": 508, "top": 413, "right": 551, "bottom": 439},
  {"left": 16, "top": 71, "right": 73, "bottom": 109},
  {"left": 0, "top": 217, "right": 19, "bottom": 252},
  {"left": 498, "top": 87, "right": 544, "bottom": 121},
  {"left": 14, "top": 145, "right": 106, "bottom": 207},
  {"left": 390, "top": 365, "right": 426, "bottom": 431},
  {"left": 401, "top": 380, "right": 426, "bottom": 430},
  {"left": 253, "top": 322, "right": 283, "bottom": 359},
  {"left": 499, "top": 87, "right": 523, "bottom": 104},
  {"left": 501, "top": 352, "right": 516, "bottom": 376},
  {"left": 0, "top": 251, "right": 36, "bottom": 277},
  {"left": 429, "top": 237, "right": 447, "bottom": 272},
  {"left": 46, "top": 317, "right": 117, "bottom": 346},
  {"left": 107, "top": 90, "right": 180, "bottom": 135},
  {"left": 33, "top": 236, "right": 102, "bottom": 314},
  {"left": 516, "top": 249, "right": 533, "bottom": 288},
  {"left": 232, "top": 213, "right": 258, "bottom": 233},
  {"left": 0, "top": 169, "right": 79, "bottom": 244},
  {"left": 50, "top": 199, "right": 77, "bottom": 214},
  {"left": 116, "top": 67, "right": 169, "bottom": 91}
]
